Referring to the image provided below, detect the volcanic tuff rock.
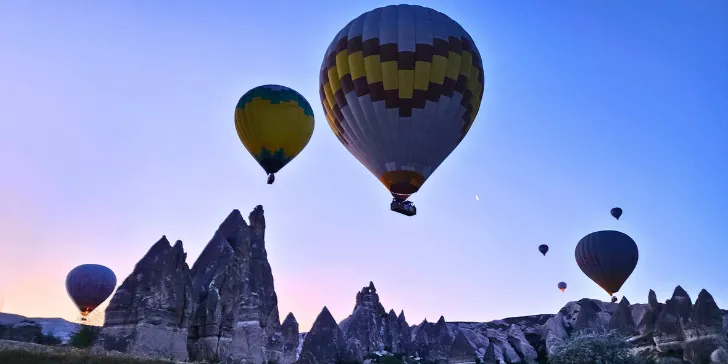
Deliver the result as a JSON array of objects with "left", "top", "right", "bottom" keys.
[
  {"left": 76, "top": 205, "right": 727, "bottom": 364},
  {"left": 609, "top": 297, "right": 638, "bottom": 336},
  {"left": 295, "top": 306, "right": 348, "bottom": 364},
  {"left": 449, "top": 330, "right": 477, "bottom": 363},
  {"left": 0, "top": 320, "right": 43, "bottom": 343},
  {"left": 187, "top": 207, "right": 281, "bottom": 364},
  {"left": 281, "top": 313, "right": 300, "bottom": 364},
  {"left": 94, "top": 236, "right": 194, "bottom": 361},
  {"left": 94, "top": 206, "right": 293, "bottom": 364}
]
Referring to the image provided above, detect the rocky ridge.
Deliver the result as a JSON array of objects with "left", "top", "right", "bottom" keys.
[
  {"left": 94, "top": 206, "right": 298, "bottom": 364},
  {"left": 14, "top": 205, "right": 715, "bottom": 364}
]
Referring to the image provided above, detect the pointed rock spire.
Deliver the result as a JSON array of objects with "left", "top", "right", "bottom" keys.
[
  {"left": 689, "top": 289, "right": 723, "bottom": 331},
  {"left": 609, "top": 296, "right": 637, "bottom": 335},
  {"left": 388, "top": 309, "right": 397, "bottom": 321},
  {"left": 249, "top": 205, "right": 265, "bottom": 236},
  {"left": 282, "top": 312, "right": 298, "bottom": 327},
  {"left": 670, "top": 285, "right": 693, "bottom": 325},
  {"left": 297, "top": 306, "right": 347, "bottom": 364},
  {"left": 281, "top": 312, "right": 299, "bottom": 364},
  {"left": 449, "top": 330, "right": 477, "bottom": 361}
]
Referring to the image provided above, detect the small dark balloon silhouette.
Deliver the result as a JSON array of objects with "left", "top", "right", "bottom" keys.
[
  {"left": 558, "top": 282, "right": 567, "bottom": 292},
  {"left": 538, "top": 244, "right": 549, "bottom": 256},
  {"left": 611, "top": 207, "right": 623, "bottom": 220}
]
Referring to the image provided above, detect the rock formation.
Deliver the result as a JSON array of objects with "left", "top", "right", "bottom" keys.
[
  {"left": 338, "top": 282, "right": 415, "bottom": 360},
  {"left": 683, "top": 290, "right": 726, "bottom": 364},
  {"left": 0, "top": 320, "right": 43, "bottom": 343},
  {"left": 609, "top": 297, "right": 638, "bottom": 336},
  {"left": 96, "top": 206, "right": 292, "bottom": 364},
  {"left": 281, "top": 313, "right": 300, "bottom": 364},
  {"left": 296, "top": 306, "right": 348, "bottom": 364},
  {"left": 94, "top": 236, "right": 193, "bottom": 361},
  {"left": 449, "top": 330, "right": 477, "bottom": 363},
  {"left": 81, "top": 204, "right": 726, "bottom": 364},
  {"left": 187, "top": 207, "right": 278, "bottom": 364}
]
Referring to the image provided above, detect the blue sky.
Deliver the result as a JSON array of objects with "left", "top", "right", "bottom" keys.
[{"left": 0, "top": 0, "right": 726, "bottom": 331}]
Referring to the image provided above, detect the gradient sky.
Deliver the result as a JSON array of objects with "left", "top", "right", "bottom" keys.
[{"left": 1, "top": 0, "right": 727, "bottom": 332}]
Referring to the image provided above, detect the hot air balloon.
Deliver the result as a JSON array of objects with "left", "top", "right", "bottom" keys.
[
  {"left": 234, "top": 84, "right": 315, "bottom": 184},
  {"left": 65, "top": 264, "right": 117, "bottom": 319},
  {"left": 558, "top": 282, "right": 567, "bottom": 292},
  {"left": 319, "top": 5, "right": 485, "bottom": 216},
  {"left": 538, "top": 244, "right": 549, "bottom": 256},
  {"left": 575, "top": 230, "right": 638, "bottom": 296},
  {"left": 611, "top": 296, "right": 618, "bottom": 303},
  {"left": 611, "top": 207, "right": 623, "bottom": 220}
]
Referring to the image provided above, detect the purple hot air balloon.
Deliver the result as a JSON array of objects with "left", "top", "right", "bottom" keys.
[
  {"left": 539, "top": 244, "right": 549, "bottom": 256},
  {"left": 575, "top": 230, "right": 638, "bottom": 296},
  {"left": 65, "top": 264, "right": 116, "bottom": 318}
]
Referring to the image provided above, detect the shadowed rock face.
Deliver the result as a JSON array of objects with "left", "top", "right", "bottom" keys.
[
  {"left": 609, "top": 297, "right": 638, "bottom": 336},
  {"left": 186, "top": 206, "right": 284, "bottom": 364},
  {"left": 338, "top": 282, "right": 413, "bottom": 360},
  {"left": 449, "top": 330, "right": 477, "bottom": 363},
  {"left": 0, "top": 320, "right": 43, "bottom": 343},
  {"left": 339, "top": 283, "right": 387, "bottom": 357},
  {"left": 296, "top": 307, "right": 348, "bottom": 364},
  {"left": 683, "top": 290, "right": 726, "bottom": 364},
  {"left": 95, "top": 236, "right": 193, "bottom": 361},
  {"left": 281, "top": 313, "right": 300, "bottom": 364},
  {"left": 93, "top": 206, "right": 291, "bottom": 364},
  {"left": 429, "top": 316, "right": 453, "bottom": 361},
  {"left": 80, "top": 207, "right": 725, "bottom": 364}
]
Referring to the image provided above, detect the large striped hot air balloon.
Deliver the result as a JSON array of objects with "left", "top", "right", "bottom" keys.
[
  {"left": 235, "top": 85, "right": 315, "bottom": 184},
  {"left": 575, "top": 230, "right": 639, "bottom": 296},
  {"left": 319, "top": 5, "right": 485, "bottom": 215},
  {"left": 65, "top": 264, "right": 117, "bottom": 319}
]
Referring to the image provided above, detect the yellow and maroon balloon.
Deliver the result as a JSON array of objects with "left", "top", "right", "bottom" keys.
[
  {"left": 319, "top": 4, "right": 485, "bottom": 201},
  {"left": 234, "top": 85, "right": 315, "bottom": 184}
]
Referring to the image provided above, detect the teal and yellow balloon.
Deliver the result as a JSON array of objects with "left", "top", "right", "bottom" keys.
[{"left": 234, "top": 85, "right": 315, "bottom": 184}]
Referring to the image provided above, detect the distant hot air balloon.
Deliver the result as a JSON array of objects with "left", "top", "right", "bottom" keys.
[
  {"left": 558, "top": 282, "right": 567, "bottom": 292},
  {"left": 234, "top": 84, "right": 315, "bottom": 184},
  {"left": 611, "top": 207, "right": 623, "bottom": 220},
  {"left": 575, "top": 230, "right": 639, "bottom": 296},
  {"left": 65, "top": 264, "right": 117, "bottom": 319},
  {"left": 319, "top": 4, "right": 485, "bottom": 216},
  {"left": 538, "top": 244, "right": 549, "bottom": 256},
  {"left": 611, "top": 296, "right": 618, "bottom": 303}
]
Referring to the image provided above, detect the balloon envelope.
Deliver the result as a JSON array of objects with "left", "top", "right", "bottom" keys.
[
  {"left": 610, "top": 207, "right": 623, "bottom": 220},
  {"left": 65, "top": 264, "right": 117, "bottom": 316},
  {"left": 538, "top": 244, "right": 549, "bottom": 256},
  {"left": 558, "top": 282, "right": 567, "bottom": 291},
  {"left": 234, "top": 85, "right": 315, "bottom": 176},
  {"left": 319, "top": 4, "right": 485, "bottom": 200},
  {"left": 575, "top": 230, "right": 638, "bottom": 296}
]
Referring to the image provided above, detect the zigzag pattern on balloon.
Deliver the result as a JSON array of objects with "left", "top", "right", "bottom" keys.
[{"left": 319, "top": 5, "right": 485, "bottom": 199}]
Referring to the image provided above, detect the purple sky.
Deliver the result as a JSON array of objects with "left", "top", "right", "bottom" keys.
[{"left": 1, "top": 0, "right": 726, "bottom": 331}]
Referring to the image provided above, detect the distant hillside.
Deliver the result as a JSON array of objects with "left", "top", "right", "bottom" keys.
[{"left": 0, "top": 312, "right": 79, "bottom": 343}]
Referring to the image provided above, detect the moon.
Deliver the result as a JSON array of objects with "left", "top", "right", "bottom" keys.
[{"left": 475, "top": 195, "right": 480, "bottom": 201}]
